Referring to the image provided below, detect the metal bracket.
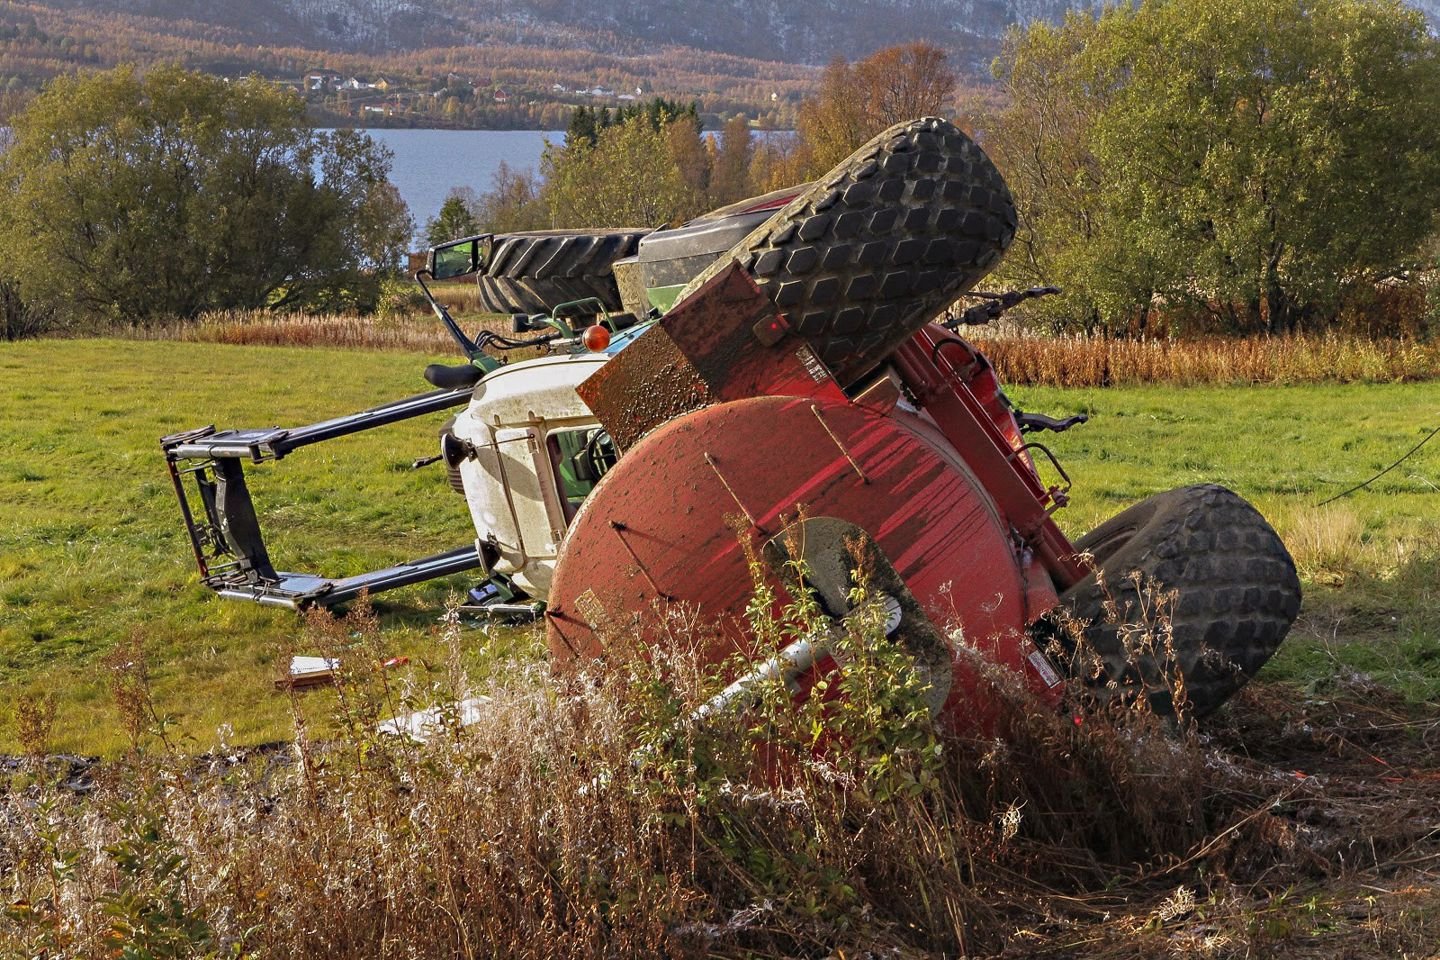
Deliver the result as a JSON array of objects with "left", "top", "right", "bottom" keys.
[
  {"left": 1016, "top": 442, "right": 1073, "bottom": 510},
  {"left": 161, "top": 385, "right": 482, "bottom": 609}
]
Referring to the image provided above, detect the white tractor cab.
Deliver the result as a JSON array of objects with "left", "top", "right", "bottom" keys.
[
  {"left": 445, "top": 339, "right": 619, "bottom": 610},
  {"left": 446, "top": 193, "right": 813, "bottom": 609},
  {"left": 161, "top": 230, "right": 643, "bottom": 618}
]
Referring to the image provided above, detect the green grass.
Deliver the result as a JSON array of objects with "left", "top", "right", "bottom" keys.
[
  {"left": 2, "top": 340, "right": 1436, "bottom": 754},
  {"left": 0, "top": 339, "right": 543, "bottom": 754},
  {"left": 1011, "top": 382, "right": 1440, "bottom": 702}
]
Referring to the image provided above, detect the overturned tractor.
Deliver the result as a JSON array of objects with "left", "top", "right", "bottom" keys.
[{"left": 162, "top": 118, "right": 1301, "bottom": 723}]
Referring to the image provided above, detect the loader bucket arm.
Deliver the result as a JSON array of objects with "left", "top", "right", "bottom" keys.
[{"left": 161, "top": 385, "right": 491, "bottom": 609}]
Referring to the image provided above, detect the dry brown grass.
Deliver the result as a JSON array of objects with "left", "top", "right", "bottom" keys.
[
  {"left": 5, "top": 590, "right": 1440, "bottom": 958},
  {"left": 1283, "top": 505, "right": 1371, "bottom": 585},
  {"left": 118, "top": 281, "right": 510, "bottom": 354},
  {"left": 975, "top": 333, "right": 1440, "bottom": 387},
  {"left": 138, "top": 310, "right": 464, "bottom": 352},
  {"left": 121, "top": 309, "right": 1440, "bottom": 388}
]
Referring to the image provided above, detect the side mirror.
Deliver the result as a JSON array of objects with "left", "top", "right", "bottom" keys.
[
  {"left": 511, "top": 313, "right": 549, "bottom": 333},
  {"left": 428, "top": 235, "right": 490, "bottom": 280}
]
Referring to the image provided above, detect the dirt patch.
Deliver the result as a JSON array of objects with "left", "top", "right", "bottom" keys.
[{"left": 1024, "top": 679, "right": 1440, "bottom": 958}]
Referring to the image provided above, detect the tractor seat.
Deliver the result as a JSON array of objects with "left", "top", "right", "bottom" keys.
[{"left": 424, "top": 363, "right": 483, "bottom": 390}]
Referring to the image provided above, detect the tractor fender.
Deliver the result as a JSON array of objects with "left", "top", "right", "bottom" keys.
[{"left": 544, "top": 393, "right": 1065, "bottom": 729}]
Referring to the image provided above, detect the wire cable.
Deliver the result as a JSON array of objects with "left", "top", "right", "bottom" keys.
[{"left": 1316, "top": 422, "right": 1440, "bottom": 506}]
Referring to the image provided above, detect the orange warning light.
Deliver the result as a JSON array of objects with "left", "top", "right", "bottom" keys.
[{"left": 583, "top": 324, "right": 611, "bottom": 352}]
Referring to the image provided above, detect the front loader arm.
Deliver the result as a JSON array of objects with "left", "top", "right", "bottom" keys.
[{"left": 161, "top": 385, "right": 490, "bottom": 610}]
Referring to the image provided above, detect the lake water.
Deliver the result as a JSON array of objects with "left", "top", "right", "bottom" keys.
[
  {"left": 357, "top": 128, "right": 562, "bottom": 235},
  {"left": 346, "top": 127, "right": 792, "bottom": 241}
]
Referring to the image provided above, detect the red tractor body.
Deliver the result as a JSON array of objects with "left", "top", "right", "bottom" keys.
[{"left": 547, "top": 264, "right": 1081, "bottom": 728}]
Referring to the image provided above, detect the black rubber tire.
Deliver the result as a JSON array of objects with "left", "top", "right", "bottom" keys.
[
  {"left": 1047, "top": 484, "right": 1302, "bottom": 719},
  {"left": 673, "top": 117, "right": 1017, "bottom": 387},
  {"left": 477, "top": 229, "right": 648, "bottom": 314}
]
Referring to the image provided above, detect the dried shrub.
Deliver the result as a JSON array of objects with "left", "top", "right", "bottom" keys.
[
  {"left": 4, "top": 579, "right": 1439, "bottom": 958},
  {"left": 101, "top": 635, "right": 174, "bottom": 755},
  {"left": 0, "top": 277, "right": 58, "bottom": 341},
  {"left": 12, "top": 692, "right": 57, "bottom": 758}
]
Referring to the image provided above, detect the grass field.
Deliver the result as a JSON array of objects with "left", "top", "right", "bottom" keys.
[{"left": 2, "top": 338, "right": 1437, "bottom": 754}]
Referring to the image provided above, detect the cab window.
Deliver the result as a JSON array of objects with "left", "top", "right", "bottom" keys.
[{"left": 547, "top": 427, "right": 616, "bottom": 522}]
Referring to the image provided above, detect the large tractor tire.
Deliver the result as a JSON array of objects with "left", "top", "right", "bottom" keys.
[
  {"left": 1049, "top": 484, "right": 1301, "bottom": 719},
  {"left": 477, "top": 228, "right": 648, "bottom": 314},
  {"left": 673, "top": 116, "right": 1017, "bottom": 388}
]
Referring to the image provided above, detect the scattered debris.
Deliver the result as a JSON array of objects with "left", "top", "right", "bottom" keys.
[
  {"left": 275, "top": 656, "right": 341, "bottom": 690},
  {"left": 377, "top": 696, "right": 493, "bottom": 741},
  {"left": 275, "top": 655, "right": 409, "bottom": 691}
]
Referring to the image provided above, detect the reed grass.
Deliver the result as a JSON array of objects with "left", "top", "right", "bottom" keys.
[
  {"left": 975, "top": 333, "right": 1440, "bottom": 386},
  {"left": 141, "top": 310, "right": 462, "bottom": 352},
  {"left": 121, "top": 305, "right": 1440, "bottom": 387}
]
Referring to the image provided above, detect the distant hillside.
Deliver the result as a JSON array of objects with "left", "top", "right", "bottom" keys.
[
  {"left": 0, "top": 2, "right": 822, "bottom": 127},
  {"left": 52, "top": 1, "right": 1440, "bottom": 66},
  {"left": 5, "top": 1, "right": 1436, "bottom": 127},
  {"left": 52, "top": 0, "right": 1109, "bottom": 67}
]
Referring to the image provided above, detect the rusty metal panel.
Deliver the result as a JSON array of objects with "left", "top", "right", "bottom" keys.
[
  {"left": 578, "top": 262, "right": 844, "bottom": 450},
  {"left": 577, "top": 315, "right": 715, "bottom": 451}
]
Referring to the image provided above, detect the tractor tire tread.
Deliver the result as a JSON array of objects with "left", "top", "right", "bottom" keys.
[
  {"left": 1048, "top": 484, "right": 1301, "bottom": 719},
  {"left": 673, "top": 117, "right": 1017, "bottom": 387},
  {"left": 477, "top": 229, "right": 648, "bottom": 313}
]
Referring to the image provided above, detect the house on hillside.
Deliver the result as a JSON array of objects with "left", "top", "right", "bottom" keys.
[
  {"left": 304, "top": 70, "right": 342, "bottom": 91},
  {"left": 493, "top": 88, "right": 510, "bottom": 104}
]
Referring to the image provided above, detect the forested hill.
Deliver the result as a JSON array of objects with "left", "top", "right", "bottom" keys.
[
  {"left": 7, "top": 0, "right": 1437, "bottom": 128},
  {"left": 46, "top": 0, "right": 1104, "bottom": 67},
  {"left": 29, "top": 0, "right": 1440, "bottom": 67}
]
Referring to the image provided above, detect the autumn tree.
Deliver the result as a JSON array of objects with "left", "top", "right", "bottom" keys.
[
  {"left": 472, "top": 161, "right": 549, "bottom": 233},
  {"left": 796, "top": 43, "right": 956, "bottom": 175},
  {"left": 0, "top": 65, "right": 412, "bottom": 323},
  {"left": 984, "top": 0, "right": 1440, "bottom": 334},
  {"left": 666, "top": 113, "right": 710, "bottom": 198},
  {"left": 709, "top": 115, "right": 756, "bottom": 206}
]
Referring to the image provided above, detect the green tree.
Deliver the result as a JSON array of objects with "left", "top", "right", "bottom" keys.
[
  {"left": 566, "top": 97, "right": 700, "bottom": 150},
  {"left": 566, "top": 104, "right": 599, "bottom": 148},
  {"left": 616, "top": 97, "right": 700, "bottom": 134},
  {"left": 543, "top": 113, "right": 707, "bottom": 228},
  {"left": 0, "top": 278, "right": 55, "bottom": 341},
  {"left": 984, "top": 0, "right": 1440, "bottom": 334},
  {"left": 0, "top": 65, "right": 413, "bottom": 324},
  {"left": 425, "top": 189, "right": 482, "bottom": 245}
]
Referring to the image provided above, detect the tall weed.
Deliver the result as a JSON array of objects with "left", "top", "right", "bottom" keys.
[{"left": 2, "top": 571, "right": 1327, "bottom": 958}]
